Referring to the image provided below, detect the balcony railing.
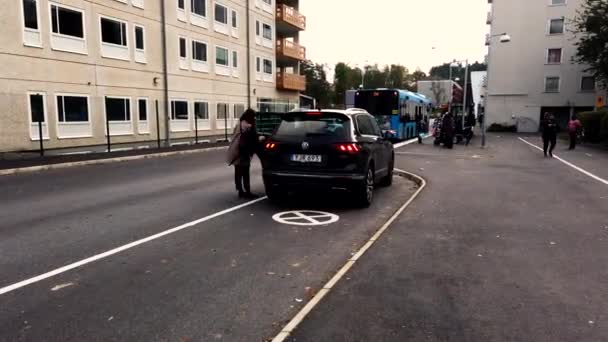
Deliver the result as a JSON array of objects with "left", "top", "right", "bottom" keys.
[
  {"left": 277, "top": 71, "right": 306, "bottom": 91},
  {"left": 276, "top": 39, "right": 306, "bottom": 61},
  {"left": 276, "top": 4, "right": 306, "bottom": 31}
]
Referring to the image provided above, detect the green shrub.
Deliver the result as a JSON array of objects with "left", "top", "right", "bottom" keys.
[
  {"left": 487, "top": 123, "right": 516, "bottom": 132},
  {"left": 579, "top": 111, "right": 607, "bottom": 143}
]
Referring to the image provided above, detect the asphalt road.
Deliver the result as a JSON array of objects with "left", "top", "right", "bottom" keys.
[
  {"left": 0, "top": 148, "right": 417, "bottom": 341},
  {"left": 289, "top": 134, "right": 608, "bottom": 341}
]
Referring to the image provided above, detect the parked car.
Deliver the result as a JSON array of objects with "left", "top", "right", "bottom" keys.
[{"left": 261, "top": 109, "right": 394, "bottom": 207}]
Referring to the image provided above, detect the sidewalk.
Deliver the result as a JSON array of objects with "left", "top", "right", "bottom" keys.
[{"left": 0, "top": 139, "right": 229, "bottom": 171}]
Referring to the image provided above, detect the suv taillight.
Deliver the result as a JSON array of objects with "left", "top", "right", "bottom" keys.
[
  {"left": 336, "top": 143, "right": 360, "bottom": 153},
  {"left": 265, "top": 141, "right": 277, "bottom": 150}
]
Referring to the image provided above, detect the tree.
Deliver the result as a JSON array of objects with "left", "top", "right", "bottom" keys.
[
  {"left": 333, "top": 62, "right": 362, "bottom": 106},
  {"left": 300, "top": 60, "right": 333, "bottom": 108},
  {"left": 387, "top": 64, "right": 409, "bottom": 89},
  {"left": 429, "top": 61, "right": 486, "bottom": 87},
  {"left": 572, "top": 0, "right": 608, "bottom": 90},
  {"left": 407, "top": 69, "right": 428, "bottom": 91},
  {"left": 363, "top": 64, "right": 390, "bottom": 89}
]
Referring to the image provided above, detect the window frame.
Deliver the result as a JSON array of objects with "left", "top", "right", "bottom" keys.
[
  {"left": 134, "top": 24, "right": 146, "bottom": 64},
  {"left": 178, "top": 36, "right": 189, "bottom": 70},
  {"left": 262, "top": 22, "right": 273, "bottom": 48},
  {"left": 104, "top": 96, "right": 132, "bottom": 122},
  {"left": 48, "top": 2, "right": 87, "bottom": 54},
  {"left": 548, "top": 18, "right": 565, "bottom": 35},
  {"left": 263, "top": 58, "right": 273, "bottom": 75},
  {"left": 214, "top": 2, "right": 229, "bottom": 35},
  {"left": 215, "top": 45, "right": 231, "bottom": 76},
  {"left": 192, "top": 39, "right": 209, "bottom": 73},
  {"left": 194, "top": 100, "right": 210, "bottom": 120},
  {"left": 580, "top": 75, "right": 596, "bottom": 92},
  {"left": 27, "top": 91, "right": 49, "bottom": 141},
  {"left": 546, "top": 48, "right": 563, "bottom": 65},
  {"left": 191, "top": 0, "right": 206, "bottom": 18},
  {"left": 99, "top": 15, "right": 128, "bottom": 47},
  {"left": 544, "top": 76, "right": 561, "bottom": 93},
  {"left": 170, "top": 99, "right": 189, "bottom": 121},
  {"left": 104, "top": 96, "right": 134, "bottom": 137},
  {"left": 21, "top": 0, "right": 42, "bottom": 47},
  {"left": 549, "top": 0, "right": 566, "bottom": 6},
  {"left": 216, "top": 102, "right": 230, "bottom": 122},
  {"left": 137, "top": 97, "right": 148, "bottom": 122}
]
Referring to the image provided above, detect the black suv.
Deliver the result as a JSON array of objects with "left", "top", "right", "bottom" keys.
[{"left": 261, "top": 109, "right": 394, "bottom": 207}]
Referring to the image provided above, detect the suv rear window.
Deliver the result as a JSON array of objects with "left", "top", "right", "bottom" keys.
[{"left": 275, "top": 112, "right": 351, "bottom": 138}]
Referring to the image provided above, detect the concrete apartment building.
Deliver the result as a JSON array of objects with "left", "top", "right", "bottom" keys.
[
  {"left": 485, "top": 0, "right": 601, "bottom": 132},
  {"left": 0, "top": 0, "right": 306, "bottom": 153}
]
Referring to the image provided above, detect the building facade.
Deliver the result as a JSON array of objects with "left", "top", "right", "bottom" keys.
[
  {"left": 485, "top": 0, "right": 600, "bottom": 132},
  {"left": 0, "top": 0, "right": 306, "bottom": 153}
]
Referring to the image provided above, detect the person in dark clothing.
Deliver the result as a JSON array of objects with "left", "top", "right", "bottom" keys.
[
  {"left": 541, "top": 112, "right": 559, "bottom": 157},
  {"left": 442, "top": 111, "right": 455, "bottom": 149},
  {"left": 464, "top": 111, "right": 476, "bottom": 146},
  {"left": 415, "top": 111, "right": 424, "bottom": 144},
  {"left": 568, "top": 114, "right": 582, "bottom": 150},
  {"left": 234, "top": 109, "right": 259, "bottom": 198}
]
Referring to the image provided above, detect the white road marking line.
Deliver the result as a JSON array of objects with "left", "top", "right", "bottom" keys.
[
  {"left": 0, "top": 197, "right": 267, "bottom": 296},
  {"left": 271, "top": 169, "right": 427, "bottom": 342},
  {"left": 519, "top": 138, "right": 608, "bottom": 186},
  {"left": 393, "top": 137, "right": 421, "bottom": 149}
]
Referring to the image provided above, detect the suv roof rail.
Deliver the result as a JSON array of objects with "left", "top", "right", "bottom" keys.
[{"left": 346, "top": 108, "right": 367, "bottom": 112}]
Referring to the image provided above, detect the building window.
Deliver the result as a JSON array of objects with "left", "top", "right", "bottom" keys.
[
  {"left": 547, "top": 48, "right": 562, "bottom": 64},
  {"left": 179, "top": 37, "right": 187, "bottom": 58},
  {"left": 105, "top": 97, "right": 131, "bottom": 122},
  {"left": 232, "top": 50, "right": 238, "bottom": 68},
  {"left": 545, "top": 76, "right": 560, "bottom": 93},
  {"left": 171, "top": 100, "right": 189, "bottom": 120},
  {"left": 262, "top": 23, "right": 272, "bottom": 40},
  {"left": 178, "top": 0, "right": 185, "bottom": 10},
  {"left": 193, "top": 40, "right": 208, "bottom": 62},
  {"left": 214, "top": 3, "right": 228, "bottom": 25},
  {"left": 216, "top": 46, "right": 229, "bottom": 66},
  {"left": 263, "top": 0, "right": 271, "bottom": 4},
  {"left": 194, "top": 101, "right": 209, "bottom": 120},
  {"left": 138, "top": 98, "right": 148, "bottom": 121},
  {"left": 51, "top": 4, "right": 84, "bottom": 39},
  {"left": 231, "top": 9, "right": 237, "bottom": 28},
  {"left": 256, "top": 57, "right": 261, "bottom": 73},
  {"left": 101, "top": 17, "right": 127, "bottom": 46},
  {"left": 256, "top": 20, "right": 260, "bottom": 36},
  {"left": 551, "top": 0, "right": 566, "bottom": 5},
  {"left": 135, "top": 26, "right": 144, "bottom": 50},
  {"left": 29, "top": 93, "right": 45, "bottom": 123},
  {"left": 233, "top": 104, "right": 245, "bottom": 118},
  {"left": 23, "top": 0, "right": 38, "bottom": 30},
  {"left": 581, "top": 76, "right": 596, "bottom": 92},
  {"left": 191, "top": 0, "right": 206, "bottom": 17},
  {"left": 57, "top": 95, "right": 89, "bottom": 122},
  {"left": 217, "top": 103, "right": 229, "bottom": 120},
  {"left": 549, "top": 18, "right": 564, "bottom": 34},
  {"left": 263, "top": 58, "right": 273, "bottom": 74}
]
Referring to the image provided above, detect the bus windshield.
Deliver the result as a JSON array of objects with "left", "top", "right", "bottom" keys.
[{"left": 354, "top": 90, "right": 399, "bottom": 116}]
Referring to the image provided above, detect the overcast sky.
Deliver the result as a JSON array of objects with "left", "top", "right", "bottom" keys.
[{"left": 299, "top": 0, "right": 490, "bottom": 75}]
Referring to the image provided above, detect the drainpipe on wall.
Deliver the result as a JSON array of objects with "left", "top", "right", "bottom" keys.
[
  {"left": 160, "top": 0, "right": 171, "bottom": 147},
  {"left": 246, "top": 0, "right": 252, "bottom": 109}
]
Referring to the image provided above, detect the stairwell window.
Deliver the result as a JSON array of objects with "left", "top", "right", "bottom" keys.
[
  {"left": 547, "top": 48, "right": 562, "bottom": 64},
  {"left": 22, "top": 0, "right": 42, "bottom": 47},
  {"left": 50, "top": 3, "right": 86, "bottom": 54},
  {"left": 100, "top": 16, "right": 129, "bottom": 60},
  {"left": 549, "top": 18, "right": 564, "bottom": 35},
  {"left": 544, "top": 76, "right": 560, "bottom": 93}
]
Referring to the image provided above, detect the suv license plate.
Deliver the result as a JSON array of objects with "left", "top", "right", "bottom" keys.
[{"left": 291, "top": 154, "right": 322, "bottom": 163}]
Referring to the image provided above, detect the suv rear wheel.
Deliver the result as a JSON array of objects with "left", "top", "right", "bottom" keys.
[{"left": 354, "top": 167, "right": 374, "bottom": 207}]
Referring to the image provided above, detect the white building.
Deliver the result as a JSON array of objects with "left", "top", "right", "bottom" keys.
[
  {"left": 0, "top": 0, "right": 306, "bottom": 152},
  {"left": 470, "top": 71, "right": 487, "bottom": 118},
  {"left": 485, "top": 0, "right": 600, "bottom": 132}
]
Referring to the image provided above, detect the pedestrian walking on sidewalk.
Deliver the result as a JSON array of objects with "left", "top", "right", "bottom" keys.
[
  {"left": 464, "top": 111, "right": 476, "bottom": 146},
  {"left": 227, "top": 108, "right": 260, "bottom": 199},
  {"left": 415, "top": 111, "right": 423, "bottom": 144},
  {"left": 568, "top": 114, "right": 582, "bottom": 150},
  {"left": 541, "top": 112, "right": 559, "bottom": 157}
]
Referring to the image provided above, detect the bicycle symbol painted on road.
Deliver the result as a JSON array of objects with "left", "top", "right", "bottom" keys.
[{"left": 272, "top": 210, "right": 340, "bottom": 226}]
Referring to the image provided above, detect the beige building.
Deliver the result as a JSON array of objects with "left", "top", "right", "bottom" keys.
[
  {"left": 0, "top": 0, "right": 306, "bottom": 153},
  {"left": 485, "top": 0, "right": 600, "bottom": 132}
]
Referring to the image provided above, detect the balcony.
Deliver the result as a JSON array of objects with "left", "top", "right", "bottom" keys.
[
  {"left": 486, "top": 11, "right": 492, "bottom": 24},
  {"left": 276, "top": 4, "right": 306, "bottom": 34},
  {"left": 277, "top": 71, "right": 306, "bottom": 91},
  {"left": 276, "top": 39, "right": 306, "bottom": 63}
]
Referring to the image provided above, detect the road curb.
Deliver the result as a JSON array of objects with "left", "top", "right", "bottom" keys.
[
  {"left": 0, "top": 146, "right": 229, "bottom": 177},
  {"left": 271, "top": 168, "right": 427, "bottom": 342}
]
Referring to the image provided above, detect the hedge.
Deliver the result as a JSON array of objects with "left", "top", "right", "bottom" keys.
[{"left": 578, "top": 110, "right": 608, "bottom": 143}]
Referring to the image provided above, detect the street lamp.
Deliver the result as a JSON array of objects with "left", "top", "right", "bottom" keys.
[{"left": 482, "top": 32, "right": 511, "bottom": 148}]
